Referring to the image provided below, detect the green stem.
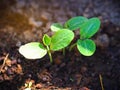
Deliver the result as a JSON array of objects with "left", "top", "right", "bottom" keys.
[
  {"left": 69, "top": 43, "right": 77, "bottom": 51},
  {"left": 46, "top": 46, "right": 53, "bottom": 63},
  {"left": 62, "top": 48, "right": 65, "bottom": 56}
]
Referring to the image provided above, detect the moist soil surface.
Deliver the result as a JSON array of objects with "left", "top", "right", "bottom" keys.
[{"left": 0, "top": 0, "right": 120, "bottom": 90}]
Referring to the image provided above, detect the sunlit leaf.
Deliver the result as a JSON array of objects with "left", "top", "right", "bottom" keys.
[
  {"left": 77, "top": 39, "right": 96, "bottom": 56},
  {"left": 19, "top": 42, "right": 47, "bottom": 59},
  {"left": 65, "top": 16, "right": 88, "bottom": 30},
  {"left": 50, "top": 23, "right": 63, "bottom": 32},
  {"left": 43, "top": 34, "right": 51, "bottom": 46},
  {"left": 50, "top": 29, "right": 74, "bottom": 51},
  {"left": 80, "top": 17, "right": 100, "bottom": 39}
]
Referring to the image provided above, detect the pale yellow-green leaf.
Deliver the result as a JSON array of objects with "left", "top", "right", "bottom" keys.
[{"left": 19, "top": 42, "right": 47, "bottom": 59}]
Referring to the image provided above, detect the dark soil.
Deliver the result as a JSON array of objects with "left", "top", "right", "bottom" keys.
[{"left": 0, "top": 0, "right": 120, "bottom": 90}]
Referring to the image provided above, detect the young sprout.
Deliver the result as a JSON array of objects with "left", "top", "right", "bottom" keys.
[
  {"left": 19, "top": 29, "right": 74, "bottom": 62},
  {"left": 19, "top": 16, "right": 101, "bottom": 62},
  {"left": 65, "top": 17, "right": 100, "bottom": 56}
]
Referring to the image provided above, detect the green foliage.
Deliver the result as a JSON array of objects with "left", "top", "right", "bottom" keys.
[
  {"left": 50, "top": 23, "right": 63, "bottom": 32},
  {"left": 77, "top": 39, "right": 96, "bottom": 56},
  {"left": 19, "top": 16, "right": 101, "bottom": 62},
  {"left": 43, "top": 34, "right": 51, "bottom": 46},
  {"left": 19, "top": 29, "right": 74, "bottom": 62},
  {"left": 80, "top": 18, "right": 100, "bottom": 39},
  {"left": 50, "top": 29, "right": 74, "bottom": 51},
  {"left": 65, "top": 16, "right": 88, "bottom": 30},
  {"left": 19, "top": 42, "right": 47, "bottom": 59}
]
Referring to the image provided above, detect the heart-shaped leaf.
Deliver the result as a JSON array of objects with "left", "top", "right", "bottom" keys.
[
  {"left": 50, "top": 23, "right": 63, "bottom": 32},
  {"left": 19, "top": 42, "right": 47, "bottom": 59},
  {"left": 77, "top": 39, "right": 96, "bottom": 56},
  {"left": 80, "top": 17, "right": 100, "bottom": 39},
  {"left": 50, "top": 29, "right": 74, "bottom": 51},
  {"left": 43, "top": 34, "right": 51, "bottom": 46},
  {"left": 65, "top": 16, "right": 88, "bottom": 30}
]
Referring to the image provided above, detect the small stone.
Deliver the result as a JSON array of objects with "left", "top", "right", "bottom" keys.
[
  {"left": 42, "top": 77, "right": 48, "bottom": 82},
  {"left": 17, "top": 59, "right": 21, "bottom": 63},
  {"left": 16, "top": 41, "right": 21, "bottom": 47},
  {"left": 95, "top": 34, "right": 110, "bottom": 48}
]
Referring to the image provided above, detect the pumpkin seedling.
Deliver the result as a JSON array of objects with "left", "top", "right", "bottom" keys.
[
  {"left": 19, "top": 16, "right": 101, "bottom": 62},
  {"left": 51, "top": 16, "right": 101, "bottom": 56},
  {"left": 66, "top": 17, "right": 101, "bottom": 56},
  {"left": 19, "top": 29, "right": 74, "bottom": 62}
]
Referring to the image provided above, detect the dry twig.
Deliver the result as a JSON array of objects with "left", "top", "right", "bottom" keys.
[
  {"left": 99, "top": 74, "right": 104, "bottom": 90},
  {"left": 0, "top": 54, "right": 9, "bottom": 73}
]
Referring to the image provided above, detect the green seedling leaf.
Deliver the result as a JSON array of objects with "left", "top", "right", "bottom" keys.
[
  {"left": 65, "top": 16, "right": 88, "bottom": 30},
  {"left": 43, "top": 34, "right": 51, "bottom": 46},
  {"left": 80, "top": 17, "right": 100, "bottom": 39},
  {"left": 50, "top": 29, "right": 74, "bottom": 51},
  {"left": 77, "top": 39, "right": 96, "bottom": 56},
  {"left": 50, "top": 23, "right": 63, "bottom": 32},
  {"left": 19, "top": 42, "right": 47, "bottom": 59}
]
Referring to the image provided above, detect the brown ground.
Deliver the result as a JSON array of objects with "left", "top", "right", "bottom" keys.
[{"left": 0, "top": 0, "right": 120, "bottom": 90}]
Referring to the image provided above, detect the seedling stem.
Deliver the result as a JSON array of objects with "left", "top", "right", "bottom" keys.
[
  {"left": 63, "top": 48, "right": 66, "bottom": 56},
  {"left": 46, "top": 45, "right": 53, "bottom": 63},
  {"left": 69, "top": 43, "right": 77, "bottom": 51}
]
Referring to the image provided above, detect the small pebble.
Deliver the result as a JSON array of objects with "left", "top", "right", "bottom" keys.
[
  {"left": 16, "top": 41, "right": 21, "bottom": 47},
  {"left": 95, "top": 34, "right": 110, "bottom": 48}
]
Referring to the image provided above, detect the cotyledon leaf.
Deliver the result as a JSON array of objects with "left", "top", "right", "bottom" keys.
[
  {"left": 19, "top": 42, "right": 47, "bottom": 59},
  {"left": 50, "top": 23, "right": 63, "bottom": 32},
  {"left": 43, "top": 34, "right": 51, "bottom": 46}
]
